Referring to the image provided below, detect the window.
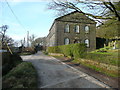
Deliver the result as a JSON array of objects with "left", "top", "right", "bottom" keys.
[
  {"left": 85, "top": 39, "right": 90, "bottom": 47},
  {"left": 64, "top": 38, "right": 70, "bottom": 45},
  {"left": 74, "top": 25, "right": 79, "bottom": 33},
  {"left": 85, "top": 25, "right": 89, "bottom": 33},
  {"left": 64, "top": 24, "right": 69, "bottom": 33}
]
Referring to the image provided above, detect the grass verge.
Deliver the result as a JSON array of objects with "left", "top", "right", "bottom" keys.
[
  {"left": 2, "top": 61, "right": 37, "bottom": 88},
  {"left": 50, "top": 51, "right": 119, "bottom": 77},
  {"left": 72, "top": 59, "right": 119, "bottom": 77},
  {"left": 45, "top": 48, "right": 119, "bottom": 77}
]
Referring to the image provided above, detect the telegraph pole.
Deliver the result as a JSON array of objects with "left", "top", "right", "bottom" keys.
[{"left": 23, "top": 37, "right": 25, "bottom": 46}]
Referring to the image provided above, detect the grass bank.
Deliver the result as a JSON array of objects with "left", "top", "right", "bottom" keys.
[
  {"left": 84, "top": 49, "right": 119, "bottom": 66},
  {"left": 2, "top": 62, "right": 37, "bottom": 88},
  {"left": 72, "top": 58, "right": 119, "bottom": 77},
  {"left": 48, "top": 48, "right": 119, "bottom": 77}
]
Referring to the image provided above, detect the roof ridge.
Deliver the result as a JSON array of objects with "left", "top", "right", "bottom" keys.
[{"left": 55, "top": 10, "right": 83, "bottom": 20}]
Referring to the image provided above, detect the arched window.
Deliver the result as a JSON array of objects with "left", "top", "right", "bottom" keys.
[
  {"left": 64, "top": 24, "right": 69, "bottom": 33},
  {"left": 74, "top": 25, "right": 79, "bottom": 33},
  {"left": 85, "top": 25, "right": 89, "bottom": 33},
  {"left": 64, "top": 38, "right": 70, "bottom": 45},
  {"left": 85, "top": 39, "right": 90, "bottom": 47}
]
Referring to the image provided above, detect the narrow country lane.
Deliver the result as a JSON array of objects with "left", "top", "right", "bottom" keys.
[{"left": 21, "top": 52, "right": 110, "bottom": 88}]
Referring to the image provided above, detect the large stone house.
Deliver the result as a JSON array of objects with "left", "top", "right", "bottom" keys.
[{"left": 46, "top": 11, "right": 96, "bottom": 51}]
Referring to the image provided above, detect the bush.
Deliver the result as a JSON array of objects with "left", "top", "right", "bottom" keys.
[
  {"left": 47, "top": 46, "right": 60, "bottom": 53},
  {"left": 43, "top": 51, "right": 48, "bottom": 55},
  {"left": 47, "top": 43, "right": 86, "bottom": 58},
  {"left": 2, "top": 52, "right": 22, "bottom": 76},
  {"left": 2, "top": 62, "right": 37, "bottom": 88},
  {"left": 73, "top": 43, "right": 86, "bottom": 58},
  {"left": 116, "top": 41, "right": 120, "bottom": 49},
  {"left": 58, "top": 44, "right": 73, "bottom": 57}
]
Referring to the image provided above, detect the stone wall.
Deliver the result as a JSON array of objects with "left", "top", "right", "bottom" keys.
[
  {"left": 46, "top": 22, "right": 57, "bottom": 46},
  {"left": 56, "top": 21, "right": 96, "bottom": 51}
]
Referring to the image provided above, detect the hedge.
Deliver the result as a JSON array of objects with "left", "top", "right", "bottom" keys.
[
  {"left": 47, "top": 43, "right": 86, "bottom": 59},
  {"left": 47, "top": 46, "right": 60, "bottom": 53},
  {"left": 2, "top": 62, "right": 37, "bottom": 88},
  {"left": 2, "top": 52, "right": 22, "bottom": 76},
  {"left": 73, "top": 43, "right": 86, "bottom": 58}
]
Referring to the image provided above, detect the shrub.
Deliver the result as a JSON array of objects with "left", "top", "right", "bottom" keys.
[
  {"left": 43, "top": 51, "right": 48, "bottom": 55},
  {"left": 47, "top": 43, "right": 86, "bottom": 58},
  {"left": 58, "top": 44, "right": 73, "bottom": 57},
  {"left": 73, "top": 43, "right": 86, "bottom": 58},
  {"left": 116, "top": 41, "right": 120, "bottom": 49},
  {"left": 64, "top": 44, "right": 73, "bottom": 57},
  {"left": 2, "top": 62, "right": 37, "bottom": 88},
  {"left": 2, "top": 52, "right": 22, "bottom": 76},
  {"left": 47, "top": 46, "right": 60, "bottom": 53},
  {"left": 58, "top": 45, "right": 64, "bottom": 54}
]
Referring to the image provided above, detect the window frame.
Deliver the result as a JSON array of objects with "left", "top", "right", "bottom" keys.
[
  {"left": 64, "top": 38, "right": 70, "bottom": 45},
  {"left": 64, "top": 24, "right": 70, "bottom": 33},
  {"left": 84, "top": 25, "right": 90, "bottom": 34},
  {"left": 74, "top": 25, "right": 80, "bottom": 33},
  {"left": 84, "top": 39, "right": 90, "bottom": 48}
]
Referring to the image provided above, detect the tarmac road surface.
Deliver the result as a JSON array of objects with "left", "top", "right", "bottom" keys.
[{"left": 21, "top": 51, "right": 110, "bottom": 88}]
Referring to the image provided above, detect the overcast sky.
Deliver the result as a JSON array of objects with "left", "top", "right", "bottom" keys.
[{"left": 0, "top": 0, "right": 56, "bottom": 43}]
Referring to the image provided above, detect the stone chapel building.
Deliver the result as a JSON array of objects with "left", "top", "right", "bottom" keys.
[{"left": 46, "top": 11, "right": 96, "bottom": 51}]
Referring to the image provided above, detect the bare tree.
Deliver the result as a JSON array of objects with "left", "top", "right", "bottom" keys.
[
  {"left": 0, "top": 25, "right": 14, "bottom": 47},
  {"left": 31, "top": 37, "right": 46, "bottom": 47},
  {"left": 0, "top": 25, "right": 14, "bottom": 54},
  {"left": 48, "top": 0, "right": 120, "bottom": 24},
  {"left": 0, "top": 25, "right": 8, "bottom": 45},
  {"left": 13, "top": 41, "right": 19, "bottom": 47},
  {"left": 4, "top": 36, "right": 14, "bottom": 46},
  {"left": 0, "top": 34, "right": 14, "bottom": 47}
]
